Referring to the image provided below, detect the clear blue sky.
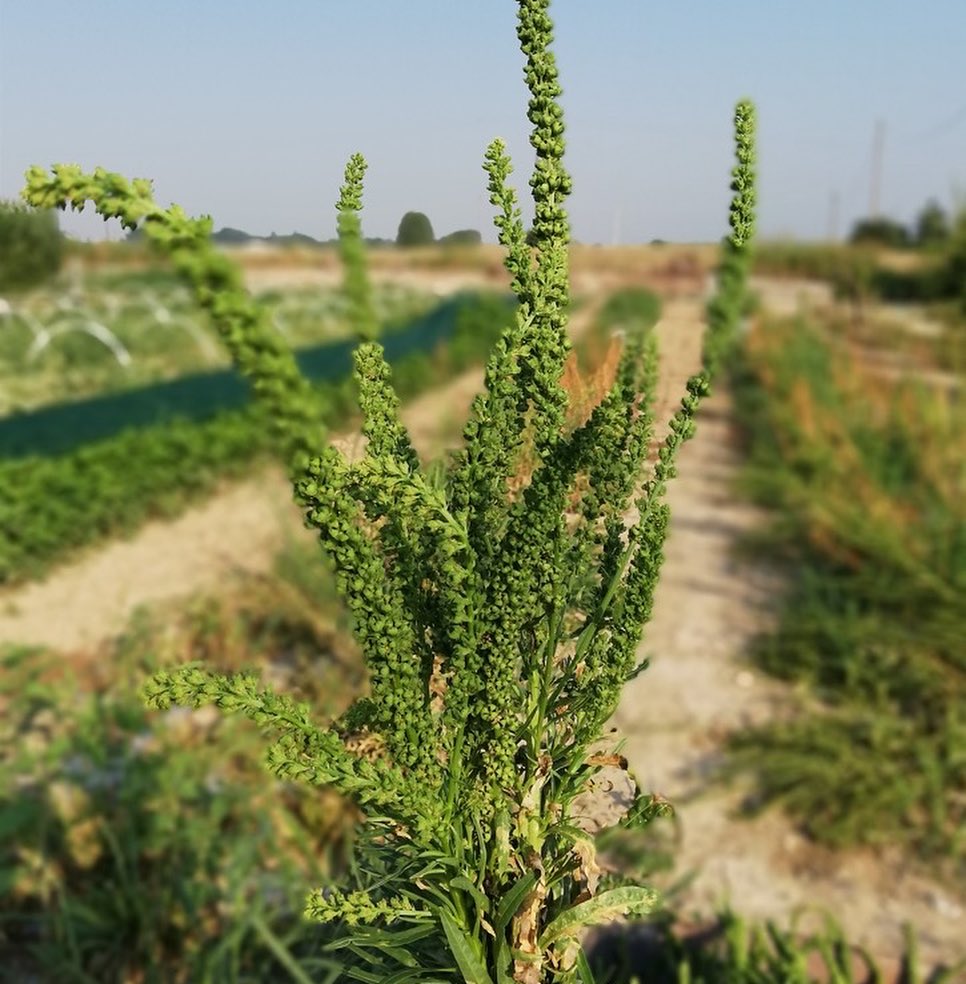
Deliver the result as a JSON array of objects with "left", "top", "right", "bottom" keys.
[{"left": 2, "top": 1, "right": 964, "bottom": 244}]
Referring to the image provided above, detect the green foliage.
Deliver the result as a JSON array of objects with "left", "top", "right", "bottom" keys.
[
  {"left": 915, "top": 199, "right": 951, "bottom": 248},
  {"left": 935, "top": 208, "right": 966, "bottom": 314},
  {"left": 0, "top": 555, "right": 361, "bottom": 983},
  {"left": 0, "top": 200, "right": 64, "bottom": 292},
  {"left": 849, "top": 215, "right": 910, "bottom": 248},
  {"left": 728, "top": 315, "right": 965, "bottom": 864},
  {"left": 22, "top": 0, "right": 755, "bottom": 978},
  {"left": 440, "top": 229, "right": 484, "bottom": 247},
  {"left": 596, "top": 289, "right": 663, "bottom": 333},
  {"left": 753, "top": 241, "right": 877, "bottom": 295},
  {"left": 0, "top": 405, "right": 270, "bottom": 585},
  {"left": 396, "top": 211, "right": 436, "bottom": 247}
]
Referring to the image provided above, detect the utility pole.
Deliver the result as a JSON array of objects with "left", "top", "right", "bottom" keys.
[{"left": 869, "top": 118, "right": 886, "bottom": 218}]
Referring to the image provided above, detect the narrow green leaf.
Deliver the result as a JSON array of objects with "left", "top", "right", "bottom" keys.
[
  {"left": 576, "top": 949, "right": 598, "bottom": 984},
  {"left": 381, "top": 972, "right": 454, "bottom": 984},
  {"left": 539, "top": 887, "right": 659, "bottom": 947},
  {"left": 326, "top": 923, "right": 438, "bottom": 950},
  {"left": 439, "top": 910, "right": 496, "bottom": 984},
  {"left": 248, "top": 913, "right": 317, "bottom": 984},
  {"left": 345, "top": 967, "right": 388, "bottom": 983},
  {"left": 451, "top": 874, "right": 490, "bottom": 913},
  {"left": 494, "top": 871, "right": 538, "bottom": 934}
]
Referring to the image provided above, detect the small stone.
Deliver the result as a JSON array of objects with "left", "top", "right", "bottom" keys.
[{"left": 736, "top": 670, "right": 755, "bottom": 689}]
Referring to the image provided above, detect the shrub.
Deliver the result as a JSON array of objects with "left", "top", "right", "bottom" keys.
[
  {"left": 914, "top": 199, "right": 951, "bottom": 248},
  {"left": 23, "top": 0, "right": 755, "bottom": 978},
  {"left": 936, "top": 208, "right": 966, "bottom": 313},
  {"left": 596, "top": 289, "right": 662, "bottom": 333},
  {"left": 849, "top": 215, "right": 909, "bottom": 248},
  {"left": 0, "top": 200, "right": 64, "bottom": 292},
  {"left": 396, "top": 210, "right": 435, "bottom": 247},
  {"left": 440, "top": 229, "right": 484, "bottom": 247}
]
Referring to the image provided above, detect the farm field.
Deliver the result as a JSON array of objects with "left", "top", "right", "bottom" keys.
[
  {"left": 2, "top": 244, "right": 963, "bottom": 980},
  {"left": 0, "top": 266, "right": 438, "bottom": 415}
]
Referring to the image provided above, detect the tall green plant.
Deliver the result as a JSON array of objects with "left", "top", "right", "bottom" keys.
[{"left": 22, "top": 1, "right": 755, "bottom": 978}]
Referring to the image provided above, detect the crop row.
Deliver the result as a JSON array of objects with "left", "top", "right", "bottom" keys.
[{"left": 0, "top": 291, "right": 513, "bottom": 585}]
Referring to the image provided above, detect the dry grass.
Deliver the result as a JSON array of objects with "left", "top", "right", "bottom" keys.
[
  {"left": 67, "top": 241, "right": 719, "bottom": 296},
  {"left": 507, "top": 333, "right": 625, "bottom": 501}
]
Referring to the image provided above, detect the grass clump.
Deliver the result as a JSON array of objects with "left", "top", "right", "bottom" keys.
[
  {"left": 22, "top": 0, "right": 755, "bottom": 979},
  {"left": 728, "top": 313, "right": 965, "bottom": 866},
  {"left": 0, "top": 547, "right": 359, "bottom": 983}
]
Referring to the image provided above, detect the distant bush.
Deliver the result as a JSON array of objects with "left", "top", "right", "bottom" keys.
[
  {"left": 438, "top": 228, "right": 482, "bottom": 247},
  {"left": 849, "top": 215, "right": 910, "bottom": 248},
  {"left": 597, "top": 287, "right": 662, "bottom": 331},
  {"left": 936, "top": 209, "right": 966, "bottom": 312},
  {"left": 914, "top": 199, "right": 951, "bottom": 248},
  {"left": 0, "top": 200, "right": 64, "bottom": 292},
  {"left": 395, "top": 210, "right": 435, "bottom": 247}
]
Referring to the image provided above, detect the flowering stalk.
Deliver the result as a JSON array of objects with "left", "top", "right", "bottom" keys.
[{"left": 23, "top": 0, "right": 755, "bottom": 979}]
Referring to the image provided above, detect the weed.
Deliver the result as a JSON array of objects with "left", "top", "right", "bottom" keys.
[{"left": 22, "top": 1, "right": 755, "bottom": 978}]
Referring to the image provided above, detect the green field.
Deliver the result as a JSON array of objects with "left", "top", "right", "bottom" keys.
[{"left": 0, "top": 270, "right": 436, "bottom": 415}]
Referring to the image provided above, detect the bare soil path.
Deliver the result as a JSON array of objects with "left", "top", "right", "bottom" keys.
[{"left": 1, "top": 280, "right": 962, "bottom": 971}]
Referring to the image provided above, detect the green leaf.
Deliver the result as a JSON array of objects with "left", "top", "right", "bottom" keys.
[
  {"left": 248, "top": 913, "right": 318, "bottom": 984},
  {"left": 380, "top": 972, "right": 454, "bottom": 984},
  {"left": 494, "top": 871, "right": 538, "bottom": 934},
  {"left": 326, "top": 924, "right": 438, "bottom": 951},
  {"left": 576, "top": 949, "right": 598, "bottom": 984},
  {"left": 0, "top": 798, "right": 38, "bottom": 840},
  {"left": 439, "top": 910, "right": 495, "bottom": 984},
  {"left": 538, "top": 887, "right": 659, "bottom": 947},
  {"left": 451, "top": 874, "right": 490, "bottom": 913}
]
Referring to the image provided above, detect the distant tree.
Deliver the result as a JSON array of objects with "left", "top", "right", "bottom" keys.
[
  {"left": 849, "top": 216, "right": 909, "bottom": 248},
  {"left": 0, "top": 200, "right": 64, "bottom": 292},
  {"left": 936, "top": 208, "right": 966, "bottom": 312},
  {"left": 438, "top": 229, "right": 482, "bottom": 247},
  {"left": 396, "top": 211, "right": 435, "bottom": 247},
  {"left": 914, "top": 199, "right": 950, "bottom": 247},
  {"left": 212, "top": 227, "right": 254, "bottom": 244}
]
